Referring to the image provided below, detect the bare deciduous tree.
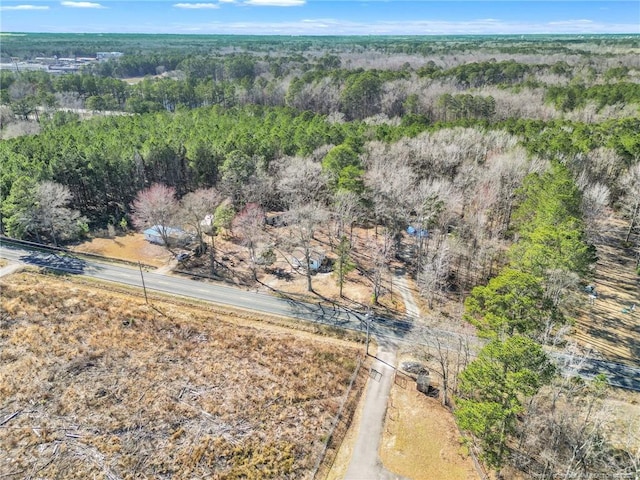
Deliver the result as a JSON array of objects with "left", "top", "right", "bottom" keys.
[
  {"left": 130, "top": 183, "right": 179, "bottom": 252},
  {"left": 363, "top": 143, "right": 412, "bottom": 236},
  {"left": 18, "top": 181, "right": 87, "bottom": 245},
  {"left": 233, "top": 203, "right": 266, "bottom": 281},
  {"left": 179, "top": 187, "right": 222, "bottom": 254},
  {"left": 407, "top": 180, "right": 444, "bottom": 273},
  {"left": 580, "top": 182, "right": 611, "bottom": 243},
  {"left": 619, "top": 163, "right": 640, "bottom": 244},
  {"left": 483, "top": 147, "right": 534, "bottom": 239},
  {"left": 332, "top": 190, "right": 362, "bottom": 244},
  {"left": 284, "top": 202, "right": 329, "bottom": 292},
  {"left": 416, "top": 333, "right": 471, "bottom": 407},
  {"left": 419, "top": 240, "right": 451, "bottom": 309},
  {"left": 513, "top": 371, "right": 630, "bottom": 480},
  {"left": 368, "top": 229, "right": 394, "bottom": 304},
  {"left": 277, "top": 156, "right": 328, "bottom": 208}
]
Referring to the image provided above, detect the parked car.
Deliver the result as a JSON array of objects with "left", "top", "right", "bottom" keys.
[{"left": 176, "top": 252, "right": 190, "bottom": 262}]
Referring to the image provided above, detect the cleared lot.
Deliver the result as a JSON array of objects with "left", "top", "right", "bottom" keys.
[{"left": 0, "top": 272, "right": 361, "bottom": 479}]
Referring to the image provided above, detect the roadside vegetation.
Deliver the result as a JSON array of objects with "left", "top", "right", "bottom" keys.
[{"left": 1, "top": 34, "right": 639, "bottom": 479}]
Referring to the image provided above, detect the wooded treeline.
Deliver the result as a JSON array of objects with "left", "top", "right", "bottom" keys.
[
  {"left": 1, "top": 34, "right": 639, "bottom": 478},
  {"left": 2, "top": 35, "right": 640, "bottom": 124}
]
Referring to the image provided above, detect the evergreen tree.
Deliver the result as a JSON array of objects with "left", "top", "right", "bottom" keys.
[
  {"left": 334, "top": 235, "right": 355, "bottom": 297},
  {"left": 455, "top": 336, "right": 555, "bottom": 469}
]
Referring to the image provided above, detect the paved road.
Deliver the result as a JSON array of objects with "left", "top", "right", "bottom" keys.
[
  {"left": 1, "top": 241, "right": 639, "bottom": 392},
  {"left": 344, "top": 273, "right": 425, "bottom": 480},
  {"left": 0, "top": 242, "right": 461, "bottom": 348},
  {"left": 345, "top": 340, "right": 407, "bottom": 480},
  {"left": 551, "top": 351, "right": 640, "bottom": 392}
]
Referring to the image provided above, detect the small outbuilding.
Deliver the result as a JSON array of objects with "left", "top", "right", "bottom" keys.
[
  {"left": 291, "top": 248, "right": 326, "bottom": 272},
  {"left": 143, "top": 225, "right": 192, "bottom": 247},
  {"left": 407, "top": 225, "right": 429, "bottom": 238}
]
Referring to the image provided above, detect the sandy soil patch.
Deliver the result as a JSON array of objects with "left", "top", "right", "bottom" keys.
[
  {"left": 72, "top": 233, "right": 171, "bottom": 267},
  {"left": 380, "top": 382, "right": 480, "bottom": 480}
]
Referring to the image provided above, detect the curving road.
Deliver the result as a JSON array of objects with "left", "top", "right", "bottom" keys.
[{"left": 1, "top": 240, "right": 639, "bottom": 392}]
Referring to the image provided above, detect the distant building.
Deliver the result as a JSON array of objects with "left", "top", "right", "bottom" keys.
[
  {"left": 34, "top": 57, "right": 58, "bottom": 64},
  {"left": 0, "top": 62, "right": 48, "bottom": 72},
  {"left": 48, "top": 65, "right": 80, "bottom": 73},
  {"left": 97, "top": 52, "right": 124, "bottom": 61}
]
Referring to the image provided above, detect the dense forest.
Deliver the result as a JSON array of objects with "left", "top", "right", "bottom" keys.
[{"left": 1, "top": 34, "right": 639, "bottom": 478}]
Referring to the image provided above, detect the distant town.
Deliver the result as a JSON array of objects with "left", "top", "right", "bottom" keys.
[{"left": 0, "top": 51, "right": 123, "bottom": 74}]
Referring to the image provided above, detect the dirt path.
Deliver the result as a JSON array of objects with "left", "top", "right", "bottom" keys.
[
  {"left": 394, "top": 273, "right": 420, "bottom": 319},
  {"left": 0, "top": 262, "right": 23, "bottom": 278}
]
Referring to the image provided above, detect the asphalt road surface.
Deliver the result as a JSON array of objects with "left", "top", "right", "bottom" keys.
[
  {"left": 1, "top": 241, "right": 639, "bottom": 392},
  {"left": 0, "top": 242, "right": 465, "bottom": 348}
]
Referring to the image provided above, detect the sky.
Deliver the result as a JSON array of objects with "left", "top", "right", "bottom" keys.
[{"left": 0, "top": 1, "right": 639, "bottom": 35}]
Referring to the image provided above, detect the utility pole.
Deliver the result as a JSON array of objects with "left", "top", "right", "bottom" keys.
[
  {"left": 139, "top": 261, "right": 148, "bottom": 304},
  {"left": 365, "top": 309, "right": 372, "bottom": 356}
]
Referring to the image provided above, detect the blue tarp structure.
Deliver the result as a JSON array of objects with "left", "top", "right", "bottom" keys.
[{"left": 407, "top": 226, "right": 428, "bottom": 238}]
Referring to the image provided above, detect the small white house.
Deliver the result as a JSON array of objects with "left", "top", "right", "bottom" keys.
[
  {"left": 143, "top": 225, "right": 192, "bottom": 247},
  {"left": 200, "top": 214, "right": 214, "bottom": 235},
  {"left": 291, "top": 248, "right": 325, "bottom": 272}
]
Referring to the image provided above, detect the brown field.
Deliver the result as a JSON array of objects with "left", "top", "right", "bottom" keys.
[
  {"left": 380, "top": 383, "right": 479, "bottom": 480},
  {"left": 0, "top": 272, "right": 363, "bottom": 479},
  {"left": 71, "top": 233, "right": 171, "bottom": 268}
]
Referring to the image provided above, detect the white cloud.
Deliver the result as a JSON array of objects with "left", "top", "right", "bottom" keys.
[
  {"left": 0, "top": 4, "right": 50, "bottom": 10},
  {"left": 60, "top": 1, "right": 105, "bottom": 8},
  {"left": 167, "top": 17, "right": 639, "bottom": 35},
  {"left": 173, "top": 3, "right": 220, "bottom": 9},
  {"left": 244, "top": 0, "right": 305, "bottom": 6},
  {"left": 548, "top": 19, "right": 594, "bottom": 26}
]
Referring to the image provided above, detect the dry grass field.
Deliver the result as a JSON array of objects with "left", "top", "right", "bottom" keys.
[
  {"left": 573, "top": 219, "right": 640, "bottom": 365},
  {"left": 0, "top": 272, "right": 363, "bottom": 479},
  {"left": 380, "top": 383, "right": 479, "bottom": 480},
  {"left": 72, "top": 233, "right": 171, "bottom": 268}
]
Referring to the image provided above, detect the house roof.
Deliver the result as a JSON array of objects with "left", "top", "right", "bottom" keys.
[{"left": 143, "top": 225, "right": 188, "bottom": 237}]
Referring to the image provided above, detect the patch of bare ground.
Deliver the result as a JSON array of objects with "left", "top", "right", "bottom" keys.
[
  {"left": 380, "top": 381, "right": 479, "bottom": 480},
  {"left": 71, "top": 232, "right": 171, "bottom": 268},
  {"left": 573, "top": 217, "right": 639, "bottom": 365},
  {"left": 246, "top": 224, "right": 405, "bottom": 316},
  {"left": 0, "top": 272, "right": 363, "bottom": 479}
]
